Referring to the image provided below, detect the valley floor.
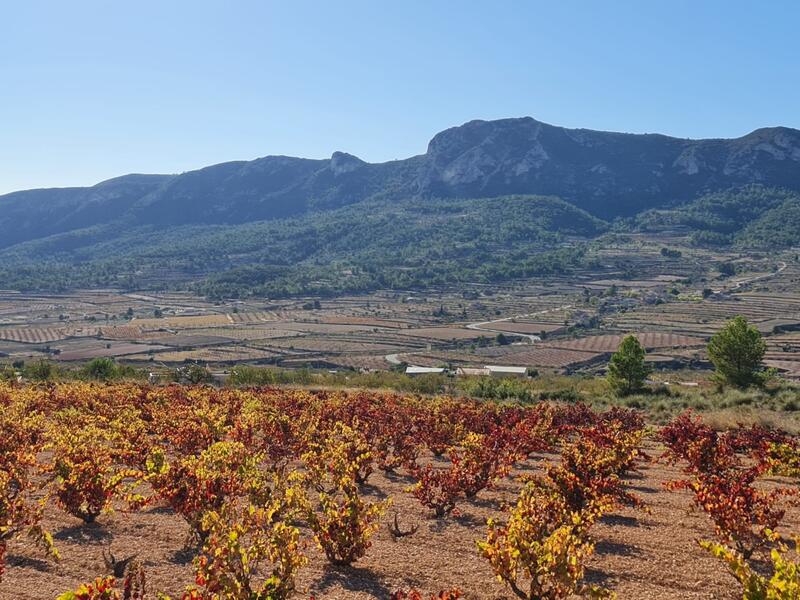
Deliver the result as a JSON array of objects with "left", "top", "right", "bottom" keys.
[{"left": 2, "top": 238, "right": 800, "bottom": 385}]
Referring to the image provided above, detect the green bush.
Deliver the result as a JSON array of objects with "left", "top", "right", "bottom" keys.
[
  {"left": 82, "top": 357, "right": 118, "bottom": 381},
  {"left": 24, "top": 360, "right": 55, "bottom": 381},
  {"left": 228, "top": 365, "right": 280, "bottom": 386},
  {"left": 456, "top": 377, "right": 534, "bottom": 402}
]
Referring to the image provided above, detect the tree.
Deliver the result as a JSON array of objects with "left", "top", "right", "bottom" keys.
[
  {"left": 718, "top": 262, "right": 736, "bottom": 277},
  {"left": 83, "top": 357, "right": 118, "bottom": 381},
  {"left": 606, "top": 335, "right": 650, "bottom": 395},
  {"left": 707, "top": 316, "right": 766, "bottom": 388}
]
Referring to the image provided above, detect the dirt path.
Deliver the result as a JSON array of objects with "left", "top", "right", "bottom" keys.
[
  {"left": 385, "top": 303, "right": 575, "bottom": 365},
  {"left": 713, "top": 260, "right": 787, "bottom": 294},
  {"left": 464, "top": 304, "right": 575, "bottom": 342}
]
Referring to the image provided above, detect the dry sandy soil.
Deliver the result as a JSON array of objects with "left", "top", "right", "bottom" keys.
[{"left": 3, "top": 440, "right": 798, "bottom": 600}]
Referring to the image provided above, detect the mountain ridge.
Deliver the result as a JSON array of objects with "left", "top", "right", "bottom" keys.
[{"left": 1, "top": 116, "right": 800, "bottom": 254}]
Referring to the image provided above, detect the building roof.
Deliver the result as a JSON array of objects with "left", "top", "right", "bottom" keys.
[
  {"left": 405, "top": 366, "right": 446, "bottom": 375},
  {"left": 456, "top": 367, "right": 490, "bottom": 376},
  {"left": 484, "top": 365, "right": 528, "bottom": 374}
]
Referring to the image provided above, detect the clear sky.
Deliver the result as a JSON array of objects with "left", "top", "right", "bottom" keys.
[{"left": 1, "top": 0, "right": 798, "bottom": 194}]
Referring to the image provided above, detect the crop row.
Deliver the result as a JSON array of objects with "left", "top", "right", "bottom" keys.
[
  {"left": 660, "top": 412, "right": 800, "bottom": 596},
  {"left": 1, "top": 383, "right": 798, "bottom": 599}
]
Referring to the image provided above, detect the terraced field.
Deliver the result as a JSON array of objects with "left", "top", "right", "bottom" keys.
[
  {"left": 0, "top": 327, "right": 71, "bottom": 344},
  {"left": 480, "top": 346, "right": 603, "bottom": 368},
  {"left": 263, "top": 336, "right": 405, "bottom": 354},
  {"left": 0, "top": 244, "right": 799, "bottom": 379},
  {"left": 478, "top": 321, "right": 565, "bottom": 335},
  {"left": 132, "top": 345, "right": 281, "bottom": 363},
  {"left": 187, "top": 327, "right": 306, "bottom": 341},
  {"left": 314, "top": 315, "right": 411, "bottom": 328},
  {"left": 99, "top": 325, "right": 149, "bottom": 340},
  {"left": 609, "top": 292, "right": 800, "bottom": 338},
  {"left": 57, "top": 341, "right": 171, "bottom": 361},
  {"left": 763, "top": 332, "right": 800, "bottom": 376},
  {"left": 395, "top": 327, "right": 493, "bottom": 341},
  {"left": 228, "top": 310, "right": 281, "bottom": 323},
  {"left": 547, "top": 333, "right": 706, "bottom": 353},
  {"left": 130, "top": 314, "right": 233, "bottom": 329},
  {"left": 316, "top": 353, "right": 393, "bottom": 371}
]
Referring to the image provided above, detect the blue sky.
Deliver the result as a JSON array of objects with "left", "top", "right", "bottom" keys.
[{"left": 1, "top": 0, "right": 798, "bottom": 194}]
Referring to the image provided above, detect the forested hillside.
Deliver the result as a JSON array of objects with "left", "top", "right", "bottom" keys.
[{"left": 1, "top": 116, "right": 800, "bottom": 296}]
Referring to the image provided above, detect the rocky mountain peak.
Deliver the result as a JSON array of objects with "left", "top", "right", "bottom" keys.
[{"left": 329, "top": 151, "right": 365, "bottom": 175}]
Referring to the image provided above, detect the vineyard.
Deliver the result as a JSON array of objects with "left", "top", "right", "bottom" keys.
[
  {"left": 0, "top": 329, "right": 72, "bottom": 345},
  {"left": 1, "top": 383, "right": 798, "bottom": 599},
  {"left": 546, "top": 333, "right": 706, "bottom": 354}
]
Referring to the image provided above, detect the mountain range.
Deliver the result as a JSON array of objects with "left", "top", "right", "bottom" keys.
[
  {"left": 2, "top": 117, "right": 800, "bottom": 296},
  {"left": 4, "top": 117, "right": 800, "bottom": 247}
]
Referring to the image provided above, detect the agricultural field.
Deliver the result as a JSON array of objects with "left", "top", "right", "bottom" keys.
[
  {"left": 479, "top": 346, "right": 603, "bottom": 369},
  {"left": 228, "top": 311, "right": 281, "bottom": 324},
  {"left": 1, "top": 383, "right": 798, "bottom": 599},
  {"left": 0, "top": 237, "right": 799, "bottom": 382},
  {"left": 476, "top": 321, "right": 565, "bottom": 335},
  {"left": 54, "top": 342, "right": 172, "bottom": 362},
  {"left": 0, "top": 328, "right": 71, "bottom": 344},
  {"left": 130, "top": 345, "right": 281, "bottom": 364},
  {"left": 546, "top": 333, "right": 707, "bottom": 354}
]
